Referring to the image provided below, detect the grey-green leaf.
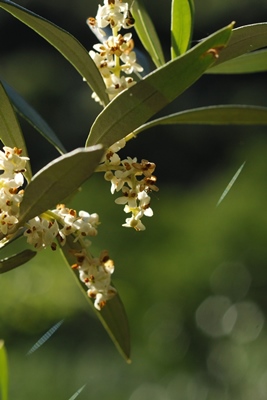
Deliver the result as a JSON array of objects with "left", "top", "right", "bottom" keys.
[
  {"left": 86, "top": 23, "right": 234, "bottom": 147},
  {"left": 0, "top": 0, "right": 109, "bottom": 106},
  {"left": 1, "top": 80, "right": 66, "bottom": 154},
  {"left": 208, "top": 49, "right": 267, "bottom": 74},
  {"left": 0, "top": 249, "right": 36, "bottom": 274},
  {"left": 216, "top": 162, "right": 246, "bottom": 206},
  {"left": 61, "top": 235, "right": 131, "bottom": 362},
  {"left": 210, "top": 23, "right": 267, "bottom": 68},
  {"left": 0, "top": 80, "right": 32, "bottom": 182},
  {"left": 0, "top": 341, "right": 8, "bottom": 400},
  {"left": 19, "top": 145, "right": 104, "bottom": 228},
  {"left": 133, "top": 105, "right": 267, "bottom": 135},
  {"left": 171, "top": 0, "right": 195, "bottom": 58},
  {"left": 131, "top": 0, "right": 165, "bottom": 68}
]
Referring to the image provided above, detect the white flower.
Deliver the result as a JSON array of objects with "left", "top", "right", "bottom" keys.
[
  {"left": 138, "top": 191, "right": 153, "bottom": 216},
  {"left": 106, "top": 74, "right": 136, "bottom": 99},
  {"left": 122, "top": 214, "right": 146, "bottom": 231},
  {"left": 24, "top": 216, "right": 59, "bottom": 250},
  {"left": 120, "top": 51, "right": 144, "bottom": 74},
  {"left": 115, "top": 186, "right": 137, "bottom": 208}
]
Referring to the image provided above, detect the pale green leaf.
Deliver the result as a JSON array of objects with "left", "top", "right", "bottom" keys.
[
  {"left": 208, "top": 49, "right": 267, "bottom": 74},
  {"left": 0, "top": 80, "right": 32, "bottom": 182},
  {"left": 0, "top": 250, "right": 36, "bottom": 274},
  {"left": 19, "top": 145, "right": 104, "bottom": 228},
  {"left": 210, "top": 23, "right": 267, "bottom": 68},
  {"left": 61, "top": 235, "right": 131, "bottom": 362},
  {"left": 171, "top": 0, "right": 195, "bottom": 58},
  {"left": 132, "top": 105, "right": 267, "bottom": 135},
  {"left": 0, "top": 0, "right": 109, "bottom": 106},
  {"left": 217, "top": 162, "right": 246, "bottom": 206},
  {"left": 1, "top": 80, "right": 66, "bottom": 154},
  {"left": 27, "top": 320, "right": 64, "bottom": 355},
  {"left": 0, "top": 341, "right": 8, "bottom": 400},
  {"left": 68, "top": 385, "right": 86, "bottom": 400},
  {"left": 86, "top": 23, "right": 234, "bottom": 147},
  {"left": 131, "top": 0, "right": 165, "bottom": 68}
]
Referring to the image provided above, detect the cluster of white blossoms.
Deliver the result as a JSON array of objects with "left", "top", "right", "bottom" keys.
[
  {"left": 0, "top": 145, "right": 116, "bottom": 310},
  {"left": 87, "top": 0, "right": 143, "bottom": 103},
  {"left": 102, "top": 139, "right": 159, "bottom": 231},
  {"left": 0, "top": 146, "right": 28, "bottom": 236},
  {"left": 71, "top": 248, "right": 116, "bottom": 310},
  {"left": 24, "top": 204, "right": 116, "bottom": 310}
]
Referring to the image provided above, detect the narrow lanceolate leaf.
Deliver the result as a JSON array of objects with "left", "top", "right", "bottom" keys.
[
  {"left": 209, "top": 23, "right": 267, "bottom": 68},
  {"left": 171, "top": 0, "right": 195, "bottom": 58},
  {"left": 208, "top": 49, "right": 267, "bottom": 74},
  {"left": 0, "top": 0, "right": 109, "bottom": 106},
  {"left": 27, "top": 320, "right": 64, "bottom": 355},
  {"left": 131, "top": 0, "right": 165, "bottom": 68},
  {"left": 61, "top": 236, "right": 131, "bottom": 362},
  {"left": 0, "top": 250, "right": 36, "bottom": 274},
  {"left": 216, "top": 162, "right": 246, "bottom": 207},
  {"left": 1, "top": 80, "right": 66, "bottom": 154},
  {"left": 0, "top": 341, "right": 8, "bottom": 400},
  {"left": 19, "top": 145, "right": 104, "bottom": 228},
  {"left": 68, "top": 385, "right": 86, "bottom": 400},
  {"left": 132, "top": 105, "right": 267, "bottom": 135},
  {"left": 0, "top": 80, "right": 32, "bottom": 182},
  {"left": 86, "top": 22, "right": 234, "bottom": 147}
]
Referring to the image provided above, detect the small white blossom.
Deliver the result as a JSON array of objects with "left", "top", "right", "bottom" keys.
[{"left": 24, "top": 216, "right": 59, "bottom": 250}]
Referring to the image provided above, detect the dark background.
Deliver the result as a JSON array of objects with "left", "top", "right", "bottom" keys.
[{"left": 1, "top": 1, "right": 267, "bottom": 399}]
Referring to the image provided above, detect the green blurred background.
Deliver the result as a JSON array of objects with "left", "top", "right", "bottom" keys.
[{"left": 1, "top": 0, "right": 267, "bottom": 399}]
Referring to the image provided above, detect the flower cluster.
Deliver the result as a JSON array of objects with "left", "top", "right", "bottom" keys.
[
  {"left": 102, "top": 139, "right": 159, "bottom": 231},
  {"left": 71, "top": 249, "right": 116, "bottom": 311},
  {"left": 24, "top": 204, "right": 116, "bottom": 310},
  {"left": 0, "top": 146, "right": 28, "bottom": 236},
  {"left": 87, "top": 0, "right": 143, "bottom": 103}
]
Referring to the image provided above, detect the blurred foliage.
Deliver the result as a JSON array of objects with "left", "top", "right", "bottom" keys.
[{"left": 1, "top": 0, "right": 267, "bottom": 399}]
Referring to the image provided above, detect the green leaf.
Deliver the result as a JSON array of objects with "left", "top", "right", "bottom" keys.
[
  {"left": 0, "top": 0, "right": 109, "bottom": 106},
  {"left": 216, "top": 162, "right": 246, "bottom": 206},
  {"left": 132, "top": 105, "right": 267, "bottom": 135},
  {"left": 18, "top": 145, "right": 104, "bottom": 228},
  {"left": 131, "top": 0, "right": 165, "bottom": 68},
  {"left": 86, "top": 22, "right": 234, "bottom": 147},
  {"left": 68, "top": 385, "right": 86, "bottom": 400},
  {"left": 208, "top": 49, "right": 267, "bottom": 74},
  {"left": 171, "top": 0, "right": 195, "bottom": 58},
  {"left": 60, "top": 236, "right": 131, "bottom": 362},
  {"left": 0, "top": 80, "right": 32, "bottom": 182},
  {"left": 0, "top": 249, "right": 36, "bottom": 274},
  {"left": 210, "top": 23, "right": 267, "bottom": 68},
  {"left": 0, "top": 341, "right": 8, "bottom": 400},
  {"left": 1, "top": 80, "right": 66, "bottom": 154},
  {"left": 27, "top": 320, "right": 64, "bottom": 355}
]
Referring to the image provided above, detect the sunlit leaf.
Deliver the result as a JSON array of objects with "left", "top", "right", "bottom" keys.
[
  {"left": 1, "top": 80, "right": 66, "bottom": 154},
  {"left": 86, "top": 23, "right": 234, "bottom": 147},
  {"left": 0, "top": 250, "right": 36, "bottom": 274},
  {"left": 208, "top": 49, "right": 267, "bottom": 74},
  {"left": 60, "top": 236, "right": 131, "bottom": 362},
  {"left": 0, "top": 80, "right": 32, "bottom": 182},
  {"left": 131, "top": 0, "right": 165, "bottom": 68},
  {"left": 216, "top": 162, "right": 246, "bottom": 206},
  {"left": 0, "top": 0, "right": 109, "bottom": 106},
  {"left": 132, "top": 105, "right": 267, "bottom": 135},
  {"left": 27, "top": 320, "right": 64, "bottom": 355},
  {"left": 171, "top": 0, "right": 195, "bottom": 58},
  {"left": 68, "top": 384, "right": 86, "bottom": 400},
  {"left": 210, "top": 23, "right": 267, "bottom": 68},
  {"left": 0, "top": 341, "right": 8, "bottom": 400},
  {"left": 19, "top": 145, "right": 104, "bottom": 228}
]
